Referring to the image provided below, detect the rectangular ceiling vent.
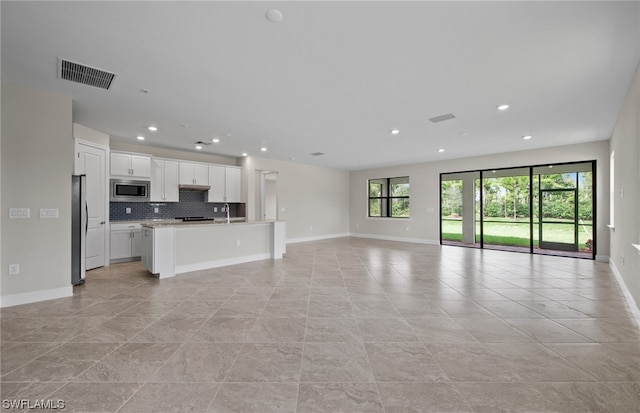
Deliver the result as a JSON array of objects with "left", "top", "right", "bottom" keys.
[
  {"left": 429, "top": 113, "right": 456, "bottom": 123},
  {"left": 58, "top": 58, "right": 117, "bottom": 90},
  {"left": 310, "top": 152, "right": 325, "bottom": 156}
]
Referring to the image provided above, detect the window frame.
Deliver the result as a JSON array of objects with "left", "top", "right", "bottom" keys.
[{"left": 367, "top": 176, "right": 410, "bottom": 218}]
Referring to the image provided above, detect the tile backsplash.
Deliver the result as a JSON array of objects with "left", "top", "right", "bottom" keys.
[{"left": 110, "top": 191, "right": 244, "bottom": 221}]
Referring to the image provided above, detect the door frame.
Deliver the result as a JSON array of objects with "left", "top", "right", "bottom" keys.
[
  {"left": 539, "top": 187, "right": 579, "bottom": 252},
  {"left": 74, "top": 138, "right": 110, "bottom": 267}
]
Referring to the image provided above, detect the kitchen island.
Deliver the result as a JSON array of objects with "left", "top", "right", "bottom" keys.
[{"left": 140, "top": 220, "right": 286, "bottom": 278}]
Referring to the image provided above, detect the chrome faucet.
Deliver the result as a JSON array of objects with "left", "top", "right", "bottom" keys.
[{"left": 224, "top": 203, "right": 230, "bottom": 223}]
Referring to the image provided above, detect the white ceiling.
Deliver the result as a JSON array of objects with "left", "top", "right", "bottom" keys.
[{"left": 2, "top": 1, "right": 639, "bottom": 170}]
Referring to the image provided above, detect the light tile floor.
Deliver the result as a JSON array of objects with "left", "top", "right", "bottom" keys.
[{"left": 2, "top": 237, "right": 640, "bottom": 412}]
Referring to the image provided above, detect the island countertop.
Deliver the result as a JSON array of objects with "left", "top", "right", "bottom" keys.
[{"left": 141, "top": 218, "right": 250, "bottom": 228}]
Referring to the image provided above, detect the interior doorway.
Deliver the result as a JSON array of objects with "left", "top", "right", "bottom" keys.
[{"left": 256, "top": 170, "right": 278, "bottom": 221}]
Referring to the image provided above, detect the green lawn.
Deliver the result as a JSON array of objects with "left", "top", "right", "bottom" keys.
[{"left": 441, "top": 218, "right": 593, "bottom": 250}]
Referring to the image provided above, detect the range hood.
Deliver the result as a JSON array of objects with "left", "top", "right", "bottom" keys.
[{"left": 178, "top": 184, "right": 210, "bottom": 191}]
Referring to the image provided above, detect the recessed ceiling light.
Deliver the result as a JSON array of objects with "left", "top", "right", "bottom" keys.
[
  {"left": 241, "top": 152, "right": 248, "bottom": 157},
  {"left": 147, "top": 125, "right": 158, "bottom": 131},
  {"left": 438, "top": 148, "right": 445, "bottom": 153},
  {"left": 390, "top": 129, "right": 400, "bottom": 135},
  {"left": 522, "top": 135, "right": 532, "bottom": 140},
  {"left": 260, "top": 147, "right": 268, "bottom": 152},
  {"left": 195, "top": 145, "right": 202, "bottom": 150},
  {"left": 136, "top": 136, "right": 145, "bottom": 141},
  {"left": 497, "top": 104, "right": 510, "bottom": 111},
  {"left": 212, "top": 138, "right": 220, "bottom": 143},
  {"left": 266, "top": 9, "right": 283, "bottom": 23}
]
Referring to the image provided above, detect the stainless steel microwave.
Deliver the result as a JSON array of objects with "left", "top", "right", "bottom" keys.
[{"left": 110, "top": 179, "right": 150, "bottom": 202}]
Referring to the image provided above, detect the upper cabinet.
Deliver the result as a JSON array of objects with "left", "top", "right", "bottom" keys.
[
  {"left": 150, "top": 159, "right": 179, "bottom": 202},
  {"left": 179, "top": 162, "right": 209, "bottom": 186},
  {"left": 207, "top": 165, "right": 242, "bottom": 203},
  {"left": 111, "top": 152, "right": 151, "bottom": 178},
  {"left": 225, "top": 167, "right": 242, "bottom": 203}
]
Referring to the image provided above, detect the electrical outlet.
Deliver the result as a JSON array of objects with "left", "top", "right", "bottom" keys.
[
  {"left": 126, "top": 208, "right": 131, "bottom": 214},
  {"left": 154, "top": 207, "right": 159, "bottom": 213},
  {"left": 621, "top": 255, "right": 625, "bottom": 266},
  {"left": 8, "top": 264, "right": 19, "bottom": 275},
  {"left": 214, "top": 207, "right": 218, "bottom": 212},
  {"left": 236, "top": 239, "right": 241, "bottom": 247}
]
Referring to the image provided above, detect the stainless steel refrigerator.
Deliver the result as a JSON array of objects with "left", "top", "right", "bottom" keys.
[{"left": 71, "top": 175, "right": 87, "bottom": 285}]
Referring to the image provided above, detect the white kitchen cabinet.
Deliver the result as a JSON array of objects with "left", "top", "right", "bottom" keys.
[
  {"left": 207, "top": 165, "right": 225, "bottom": 202},
  {"left": 141, "top": 226, "right": 175, "bottom": 278},
  {"left": 150, "top": 159, "right": 179, "bottom": 202},
  {"left": 110, "top": 152, "right": 151, "bottom": 178},
  {"left": 225, "top": 167, "right": 242, "bottom": 202},
  {"left": 207, "top": 165, "right": 242, "bottom": 203},
  {"left": 179, "top": 162, "right": 209, "bottom": 186},
  {"left": 110, "top": 223, "right": 143, "bottom": 261}
]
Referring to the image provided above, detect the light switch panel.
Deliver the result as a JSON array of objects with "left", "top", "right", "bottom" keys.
[
  {"left": 40, "top": 208, "right": 59, "bottom": 218},
  {"left": 9, "top": 208, "right": 30, "bottom": 218}
]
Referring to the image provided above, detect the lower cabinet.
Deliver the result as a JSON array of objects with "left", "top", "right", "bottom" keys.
[
  {"left": 110, "top": 223, "right": 142, "bottom": 262},
  {"left": 141, "top": 226, "right": 175, "bottom": 278}
]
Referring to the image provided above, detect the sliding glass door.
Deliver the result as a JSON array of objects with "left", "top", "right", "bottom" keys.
[
  {"left": 441, "top": 161, "right": 595, "bottom": 259},
  {"left": 481, "top": 168, "right": 531, "bottom": 252},
  {"left": 440, "top": 171, "right": 480, "bottom": 247}
]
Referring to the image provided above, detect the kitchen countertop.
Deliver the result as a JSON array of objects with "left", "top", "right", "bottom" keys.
[{"left": 141, "top": 218, "right": 250, "bottom": 228}]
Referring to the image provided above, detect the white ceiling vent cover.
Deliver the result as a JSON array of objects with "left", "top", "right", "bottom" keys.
[
  {"left": 58, "top": 58, "right": 117, "bottom": 90},
  {"left": 429, "top": 113, "right": 456, "bottom": 123}
]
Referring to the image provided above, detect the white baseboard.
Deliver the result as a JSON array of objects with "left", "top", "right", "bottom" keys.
[
  {"left": 609, "top": 259, "right": 640, "bottom": 328},
  {"left": 350, "top": 232, "right": 440, "bottom": 245},
  {"left": 596, "top": 254, "right": 610, "bottom": 262},
  {"left": 175, "top": 253, "right": 272, "bottom": 274},
  {"left": 286, "top": 233, "right": 350, "bottom": 244},
  {"left": 0, "top": 286, "right": 73, "bottom": 308}
]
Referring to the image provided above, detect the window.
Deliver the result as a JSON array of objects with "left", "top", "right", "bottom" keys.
[{"left": 368, "top": 176, "right": 410, "bottom": 218}]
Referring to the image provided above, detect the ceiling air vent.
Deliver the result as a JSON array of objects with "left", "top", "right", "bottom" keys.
[
  {"left": 429, "top": 113, "right": 456, "bottom": 123},
  {"left": 310, "top": 152, "right": 325, "bottom": 156},
  {"left": 57, "top": 58, "right": 117, "bottom": 90}
]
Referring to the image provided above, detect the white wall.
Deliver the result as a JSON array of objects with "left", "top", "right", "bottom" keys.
[
  {"left": 110, "top": 141, "right": 238, "bottom": 166},
  {"left": 350, "top": 141, "right": 610, "bottom": 257},
  {"left": 1, "top": 83, "right": 73, "bottom": 305},
  {"left": 609, "top": 63, "right": 640, "bottom": 310},
  {"left": 240, "top": 156, "right": 350, "bottom": 242},
  {"left": 73, "top": 123, "right": 109, "bottom": 146}
]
